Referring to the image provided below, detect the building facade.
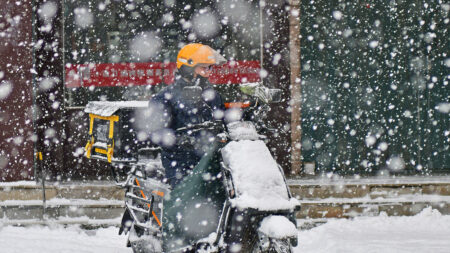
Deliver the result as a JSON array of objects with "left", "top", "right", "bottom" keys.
[{"left": 0, "top": 0, "right": 448, "bottom": 182}]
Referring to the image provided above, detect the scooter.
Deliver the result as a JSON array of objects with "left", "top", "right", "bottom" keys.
[{"left": 85, "top": 83, "right": 300, "bottom": 252}]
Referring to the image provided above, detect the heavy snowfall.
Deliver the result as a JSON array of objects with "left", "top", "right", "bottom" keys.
[{"left": 0, "top": 0, "right": 449, "bottom": 252}]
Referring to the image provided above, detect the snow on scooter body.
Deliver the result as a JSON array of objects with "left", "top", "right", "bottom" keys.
[
  {"left": 222, "top": 121, "right": 299, "bottom": 211},
  {"left": 220, "top": 121, "right": 300, "bottom": 250},
  {"left": 151, "top": 118, "right": 300, "bottom": 253}
]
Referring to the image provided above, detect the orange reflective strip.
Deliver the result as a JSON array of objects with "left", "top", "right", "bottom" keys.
[
  {"left": 152, "top": 211, "right": 162, "bottom": 227},
  {"left": 135, "top": 179, "right": 162, "bottom": 227},
  {"left": 224, "top": 102, "right": 251, "bottom": 109},
  {"left": 152, "top": 190, "right": 165, "bottom": 197},
  {"left": 135, "top": 179, "right": 149, "bottom": 207}
]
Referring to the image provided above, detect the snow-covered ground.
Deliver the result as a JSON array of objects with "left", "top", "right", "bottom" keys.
[
  {"left": 296, "top": 208, "right": 450, "bottom": 253},
  {"left": 0, "top": 208, "right": 449, "bottom": 253},
  {"left": 0, "top": 225, "right": 130, "bottom": 253}
]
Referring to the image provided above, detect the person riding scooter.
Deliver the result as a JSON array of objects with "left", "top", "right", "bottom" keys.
[
  {"left": 149, "top": 43, "right": 227, "bottom": 188},
  {"left": 117, "top": 44, "right": 299, "bottom": 252}
]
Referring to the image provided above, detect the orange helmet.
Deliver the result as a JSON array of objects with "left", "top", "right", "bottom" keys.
[{"left": 176, "top": 43, "right": 226, "bottom": 69}]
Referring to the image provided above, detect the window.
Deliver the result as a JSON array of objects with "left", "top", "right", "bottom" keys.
[{"left": 63, "top": 0, "right": 262, "bottom": 106}]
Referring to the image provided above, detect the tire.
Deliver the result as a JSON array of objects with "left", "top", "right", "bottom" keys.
[
  {"left": 129, "top": 225, "right": 162, "bottom": 253},
  {"left": 268, "top": 238, "right": 293, "bottom": 253},
  {"left": 225, "top": 211, "right": 295, "bottom": 253},
  {"left": 251, "top": 238, "right": 293, "bottom": 253}
]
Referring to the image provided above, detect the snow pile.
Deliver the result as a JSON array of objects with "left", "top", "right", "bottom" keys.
[
  {"left": 296, "top": 207, "right": 450, "bottom": 253},
  {"left": 221, "top": 140, "right": 298, "bottom": 210},
  {"left": 84, "top": 101, "right": 148, "bottom": 116},
  {"left": 258, "top": 215, "right": 297, "bottom": 239}
]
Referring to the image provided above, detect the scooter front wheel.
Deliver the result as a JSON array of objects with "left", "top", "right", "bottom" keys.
[
  {"left": 251, "top": 238, "right": 293, "bottom": 253},
  {"left": 129, "top": 225, "right": 163, "bottom": 253}
]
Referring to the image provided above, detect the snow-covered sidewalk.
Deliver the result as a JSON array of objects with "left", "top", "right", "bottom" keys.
[
  {"left": 296, "top": 208, "right": 450, "bottom": 253},
  {"left": 0, "top": 208, "right": 449, "bottom": 253},
  {"left": 0, "top": 225, "right": 130, "bottom": 253}
]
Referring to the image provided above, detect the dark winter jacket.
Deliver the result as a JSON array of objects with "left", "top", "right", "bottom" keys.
[{"left": 149, "top": 76, "right": 224, "bottom": 187}]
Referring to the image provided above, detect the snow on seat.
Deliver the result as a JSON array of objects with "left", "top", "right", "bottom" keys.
[
  {"left": 221, "top": 139, "right": 299, "bottom": 211},
  {"left": 84, "top": 101, "right": 149, "bottom": 117}
]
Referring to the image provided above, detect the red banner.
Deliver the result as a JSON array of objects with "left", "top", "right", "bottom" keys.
[{"left": 65, "top": 61, "right": 260, "bottom": 88}]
